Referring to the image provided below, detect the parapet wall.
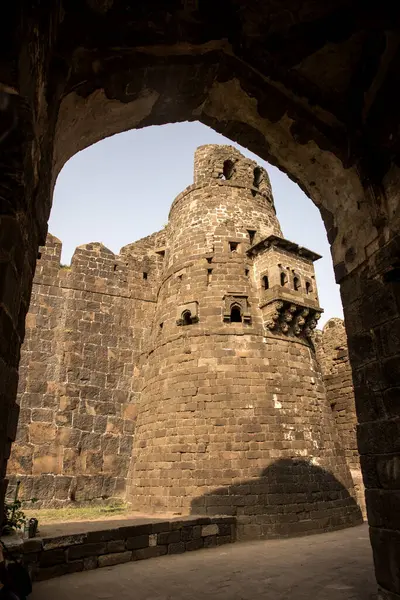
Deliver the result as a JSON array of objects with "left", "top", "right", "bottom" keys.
[{"left": 7, "top": 231, "right": 164, "bottom": 506}]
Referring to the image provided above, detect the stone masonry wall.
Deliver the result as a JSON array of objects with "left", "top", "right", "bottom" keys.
[
  {"left": 7, "top": 231, "right": 164, "bottom": 506},
  {"left": 315, "top": 319, "right": 366, "bottom": 517},
  {"left": 7, "top": 145, "right": 363, "bottom": 540},
  {"left": 4, "top": 516, "right": 235, "bottom": 582},
  {"left": 129, "top": 145, "right": 362, "bottom": 539}
]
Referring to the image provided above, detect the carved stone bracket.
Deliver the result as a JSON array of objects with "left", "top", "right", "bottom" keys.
[{"left": 262, "top": 299, "right": 321, "bottom": 339}]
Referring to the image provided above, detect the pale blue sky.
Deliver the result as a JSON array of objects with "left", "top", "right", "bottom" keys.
[{"left": 50, "top": 121, "right": 343, "bottom": 326}]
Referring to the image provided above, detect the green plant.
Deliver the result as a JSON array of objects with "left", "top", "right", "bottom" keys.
[{"left": 2, "top": 481, "right": 38, "bottom": 535}]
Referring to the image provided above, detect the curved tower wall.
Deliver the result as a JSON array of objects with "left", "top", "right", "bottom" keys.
[{"left": 129, "top": 145, "right": 362, "bottom": 539}]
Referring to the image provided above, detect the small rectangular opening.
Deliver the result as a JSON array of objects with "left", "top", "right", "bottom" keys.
[
  {"left": 143, "top": 272, "right": 148, "bottom": 280},
  {"left": 245, "top": 269, "right": 249, "bottom": 277},
  {"left": 247, "top": 230, "right": 256, "bottom": 245},
  {"left": 206, "top": 257, "right": 212, "bottom": 264},
  {"left": 229, "top": 242, "right": 239, "bottom": 253},
  {"left": 263, "top": 275, "right": 269, "bottom": 290},
  {"left": 207, "top": 269, "right": 213, "bottom": 285}
]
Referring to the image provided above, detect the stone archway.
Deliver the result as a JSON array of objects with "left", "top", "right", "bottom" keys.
[{"left": 1, "top": 3, "right": 400, "bottom": 597}]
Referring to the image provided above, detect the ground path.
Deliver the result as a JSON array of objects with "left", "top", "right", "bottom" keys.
[{"left": 32, "top": 523, "right": 375, "bottom": 600}]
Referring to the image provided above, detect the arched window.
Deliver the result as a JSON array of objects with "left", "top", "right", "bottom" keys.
[
  {"left": 293, "top": 276, "right": 300, "bottom": 291},
  {"left": 253, "top": 167, "right": 263, "bottom": 188},
  {"left": 263, "top": 275, "right": 269, "bottom": 290},
  {"left": 280, "top": 272, "right": 288, "bottom": 287},
  {"left": 230, "top": 305, "right": 242, "bottom": 323},
  {"left": 222, "top": 160, "right": 235, "bottom": 180},
  {"left": 306, "top": 281, "right": 312, "bottom": 294},
  {"left": 182, "top": 310, "right": 192, "bottom": 325}
]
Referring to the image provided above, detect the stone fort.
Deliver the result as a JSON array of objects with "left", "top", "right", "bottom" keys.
[{"left": 8, "top": 145, "right": 364, "bottom": 539}]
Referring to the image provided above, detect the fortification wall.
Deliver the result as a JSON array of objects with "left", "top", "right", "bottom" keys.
[
  {"left": 315, "top": 318, "right": 366, "bottom": 516},
  {"left": 7, "top": 231, "right": 164, "bottom": 506},
  {"left": 7, "top": 145, "right": 363, "bottom": 539}
]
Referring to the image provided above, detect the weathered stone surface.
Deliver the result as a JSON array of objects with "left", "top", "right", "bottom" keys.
[
  {"left": 106, "top": 540, "right": 126, "bottom": 553},
  {"left": 314, "top": 319, "right": 366, "bottom": 517},
  {"left": 168, "top": 542, "right": 186, "bottom": 555},
  {"left": 157, "top": 531, "right": 181, "bottom": 545},
  {"left": 125, "top": 145, "right": 362, "bottom": 541},
  {"left": 1, "top": 4, "right": 399, "bottom": 589},
  {"left": 126, "top": 535, "right": 149, "bottom": 551},
  {"left": 132, "top": 546, "right": 167, "bottom": 561},
  {"left": 201, "top": 524, "right": 219, "bottom": 538},
  {"left": 8, "top": 147, "right": 362, "bottom": 544},
  {"left": 43, "top": 534, "right": 87, "bottom": 550},
  {"left": 40, "top": 549, "right": 66, "bottom": 567},
  {"left": 98, "top": 551, "right": 132, "bottom": 568},
  {"left": 67, "top": 543, "right": 107, "bottom": 560}
]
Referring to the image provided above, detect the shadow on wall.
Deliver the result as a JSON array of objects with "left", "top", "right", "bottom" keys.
[{"left": 190, "top": 458, "right": 363, "bottom": 541}]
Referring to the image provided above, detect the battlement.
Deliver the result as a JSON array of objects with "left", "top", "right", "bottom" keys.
[
  {"left": 193, "top": 145, "right": 272, "bottom": 198},
  {"left": 34, "top": 230, "right": 166, "bottom": 291}
]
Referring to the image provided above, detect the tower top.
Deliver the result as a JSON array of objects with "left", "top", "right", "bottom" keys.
[{"left": 193, "top": 144, "right": 272, "bottom": 199}]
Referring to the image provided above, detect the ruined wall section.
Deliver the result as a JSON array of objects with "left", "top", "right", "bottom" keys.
[
  {"left": 7, "top": 231, "right": 163, "bottom": 506},
  {"left": 315, "top": 318, "right": 365, "bottom": 516}
]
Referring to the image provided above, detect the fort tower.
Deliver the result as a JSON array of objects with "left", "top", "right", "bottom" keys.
[{"left": 128, "top": 145, "right": 361, "bottom": 538}]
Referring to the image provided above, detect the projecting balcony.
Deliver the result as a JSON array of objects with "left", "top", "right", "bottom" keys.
[{"left": 259, "top": 286, "right": 323, "bottom": 339}]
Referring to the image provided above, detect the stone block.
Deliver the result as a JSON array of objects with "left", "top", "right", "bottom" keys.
[
  {"left": 56, "top": 428, "right": 81, "bottom": 448},
  {"left": 204, "top": 536, "right": 217, "bottom": 548},
  {"left": 7, "top": 444, "right": 33, "bottom": 475},
  {"left": 29, "top": 422, "right": 56, "bottom": 444},
  {"left": 217, "top": 535, "right": 233, "bottom": 546},
  {"left": 83, "top": 556, "right": 98, "bottom": 570},
  {"left": 185, "top": 539, "right": 204, "bottom": 551},
  {"left": 43, "top": 534, "right": 87, "bottom": 550},
  {"left": 201, "top": 524, "right": 219, "bottom": 537},
  {"left": 126, "top": 535, "right": 149, "bottom": 550},
  {"left": 370, "top": 527, "right": 400, "bottom": 595},
  {"left": 119, "top": 524, "right": 152, "bottom": 537},
  {"left": 54, "top": 476, "right": 72, "bottom": 500},
  {"left": 107, "top": 539, "right": 126, "bottom": 553},
  {"left": 151, "top": 522, "right": 171, "bottom": 534},
  {"left": 75, "top": 475, "right": 104, "bottom": 501},
  {"left": 218, "top": 523, "right": 234, "bottom": 537},
  {"left": 157, "top": 530, "right": 181, "bottom": 545},
  {"left": 32, "top": 475, "right": 55, "bottom": 501},
  {"left": 67, "top": 542, "right": 107, "bottom": 560},
  {"left": 23, "top": 539, "right": 43, "bottom": 553},
  {"left": 86, "top": 529, "right": 120, "bottom": 543},
  {"left": 168, "top": 541, "right": 186, "bottom": 554},
  {"left": 35, "top": 560, "right": 84, "bottom": 581},
  {"left": 31, "top": 409, "right": 53, "bottom": 423},
  {"left": 72, "top": 414, "right": 94, "bottom": 432},
  {"left": 132, "top": 546, "right": 167, "bottom": 561},
  {"left": 98, "top": 551, "right": 132, "bottom": 568},
  {"left": 39, "top": 549, "right": 65, "bottom": 567}
]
